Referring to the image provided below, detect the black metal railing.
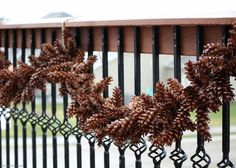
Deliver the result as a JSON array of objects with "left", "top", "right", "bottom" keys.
[{"left": 0, "top": 21, "right": 235, "bottom": 168}]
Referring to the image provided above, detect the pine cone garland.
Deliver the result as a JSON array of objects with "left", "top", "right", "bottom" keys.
[
  {"left": 196, "top": 107, "right": 211, "bottom": 141},
  {"left": 0, "top": 51, "right": 11, "bottom": 69},
  {"left": 0, "top": 24, "right": 236, "bottom": 147}
]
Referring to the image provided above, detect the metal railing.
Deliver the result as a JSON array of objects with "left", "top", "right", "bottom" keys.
[{"left": 0, "top": 17, "right": 235, "bottom": 168}]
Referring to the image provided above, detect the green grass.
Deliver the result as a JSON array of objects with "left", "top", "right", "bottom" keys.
[
  {"left": 210, "top": 102, "right": 236, "bottom": 126},
  {"left": 190, "top": 102, "right": 236, "bottom": 126},
  {"left": 1, "top": 102, "right": 236, "bottom": 138}
]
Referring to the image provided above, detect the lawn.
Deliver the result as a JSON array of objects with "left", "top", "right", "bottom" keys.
[
  {"left": 1, "top": 102, "right": 236, "bottom": 137},
  {"left": 209, "top": 102, "right": 236, "bottom": 126}
]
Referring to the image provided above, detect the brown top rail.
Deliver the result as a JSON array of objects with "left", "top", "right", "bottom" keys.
[
  {"left": 0, "top": 17, "right": 236, "bottom": 29},
  {"left": 0, "top": 16, "right": 236, "bottom": 55}
]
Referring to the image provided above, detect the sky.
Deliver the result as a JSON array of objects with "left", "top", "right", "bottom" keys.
[{"left": 0, "top": 0, "right": 236, "bottom": 21}]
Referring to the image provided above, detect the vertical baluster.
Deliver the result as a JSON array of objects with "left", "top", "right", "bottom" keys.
[
  {"left": 41, "top": 29, "right": 47, "bottom": 168},
  {"left": 134, "top": 27, "right": 141, "bottom": 96},
  {"left": 87, "top": 28, "right": 93, "bottom": 57},
  {"left": 84, "top": 27, "right": 96, "bottom": 168},
  {"left": 74, "top": 27, "right": 83, "bottom": 168},
  {"left": 0, "top": 114, "right": 2, "bottom": 168},
  {"left": 76, "top": 134, "right": 82, "bottom": 168},
  {"left": 169, "top": 26, "right": 187, "bottom": 168},
  {"left": 4, "top": 29, "right": 11, "bottom": 168},
  {"left": 88, "top": 27, "right": 94, "bottom": 73},
  {"left": 103, "top": 138, "right": 112, "bottom": 168},
  {"left": 217, "top": 25, "right": 235, "bottom": 168},
  {"left": 21, "top": 29, "right": 29, "bottom": 168},
  {"left": 117, "top": 144, "right": 129, "bottom": 168},
  {"left": 62, "top": 95, "right": 71, "bottom": 168},
  {"left": 148, "top": 26, "right": 166, "bottom": 168},
  {"left": 21, "top": 29, "right": 26, "bottom": 63},
  {"left": 173, "top": 26, "right": 181, "bottom": 82},
  {"left": 12, "top": 30, "right": 17, "bottom": 67},
  {"left": 58, "top": 29, "right": 72, "bottom": 168},
  {"left": 101, "top": 27, "right": 112, "bottom": 168},
  {"left": 73, "top": 124, "right": 83, "bottom": 168},
  {"left": 131, "top": 27, "right": 147, "bottom": 168},
  {"left": 149, "top": 145, "right": 166, "bottom": 168},
  {"left": 51, "top": 30, "right": 58, "bottom": 168},
  {"left": 4, "top": 30, "right": 9, "bottom": 59},
  {"left": 0, "top": 27, "right": 2, "bottom": 165},
  {"left": 117, "top": 27, "right": 127, "bottom": 168},
  {"left": 42, "top": 130, "right": 47, "bottom": 168},
  {"left": 21, "top": 104, "right": 28, "bottom": 168},
  {"left": 84, "top": 134, "right": 95, "bottom": 168},
  {"left": 38, "top": 29, "right": 48, "bottom": 168},
  {"left": 40, "top": 29, "right": 46, "bottom": 114},
  {"left": 64, "top": 136, "right": 70, "bottom": 168},
  {"left": 30, "top": 29, "right": 35, "bottom": 62},
  {"left": 47, "top": 30, "right": 60, "bottom": 168},
  {"left": 51, "top": 135, "right": 57, "bottom": 168},
  {"left": 75, "top": 28, "right": 81, "bottom": 48},
  {"left": 117, "top": 27, "right": 124, "bottom": 102},
  {"left": 0, "top": 108, "right": 2, "bottom": 168},
  {"left": 130, "top": 138, "right": 147, "bottom": 168},
  {"left": 191, "top": 26, "right": 211, "bottom": 168},
  {"left": 195, "top": 26, "right": 203, "bottom": 61},
  {"left": 31, "top": 109, "right": 37, "bottom": 168},
  {"left": 0, "top": 29, "right": 1, "bottom": 167},
  {"left": 59, "top": 95, "right": 72, "bottom": 168},
  {"left": 102, "top": 27, "right": 109, "bottom": 98},
  {"left": 29, "top": 29, "right": 37, "bottom": 168},
  {"left": 30, "top": 103, "right": 37, "bottom": 168},
  {"left": 152, "top": 26, "right": 160, "bottom": 87},
  {"left": 11, "top": 29, "right": 19, "bottom": 168},
  {"left": 5, "top": 111, "right": 11, "bottom": 168}
]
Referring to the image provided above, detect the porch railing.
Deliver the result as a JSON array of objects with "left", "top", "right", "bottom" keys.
[{"left": 0, "top": 16, "right": 235, "bottom": 168}]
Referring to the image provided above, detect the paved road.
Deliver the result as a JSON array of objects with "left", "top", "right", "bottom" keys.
[{"left": 1, "top": 133, "right": 236, "bottom": 168}]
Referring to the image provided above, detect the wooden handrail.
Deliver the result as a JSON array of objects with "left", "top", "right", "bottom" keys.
[
  {"left": 0, "top": 17, "right": 235, "bottom": 55},
  {"left": 0, "top": 17, "right": 235, "bottom": 29}
]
